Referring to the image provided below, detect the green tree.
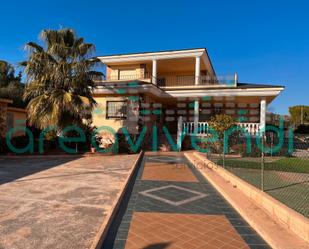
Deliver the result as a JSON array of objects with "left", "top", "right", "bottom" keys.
[
  {"left": 207, "top": 114, "right": 236, "bottom": 153},
  {"left": 289, "top": 105, "right": 309, "bottom": 126},
  {"left": 21, "top": 28, "right": 103, "bottom": 133},
  {"left": 0, "top": 60, "right": 25, "bottom": 108},
  {"left": 209, "top": 114, "right": 236, "bottom": 138},
  {"left": 0, "top": 60, "right": 20, "bottom": 87}
]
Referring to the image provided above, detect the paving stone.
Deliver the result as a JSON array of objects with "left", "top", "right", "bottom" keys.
[
  {"left": 102, "top": 155, "right": 269, "bottom": 249},
  {"left": 0, "top": 155, "right": 139, "bottom": 249}
]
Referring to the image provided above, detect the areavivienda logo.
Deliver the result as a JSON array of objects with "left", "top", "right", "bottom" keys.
[{"left": 3, "top": 118, "right": 294, "bottom": 155}]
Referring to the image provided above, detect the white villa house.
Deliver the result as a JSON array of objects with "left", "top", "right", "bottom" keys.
[{"left": 91, "top": 48, "right": 284, "bottom": 149}]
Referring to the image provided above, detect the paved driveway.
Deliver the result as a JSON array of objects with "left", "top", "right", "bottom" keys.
[
  {"left": 0, "top": 155, "right": 138, "bottom": 249},
  {"left": 102, "top": 154, "right": 270, "bottom": 249}
]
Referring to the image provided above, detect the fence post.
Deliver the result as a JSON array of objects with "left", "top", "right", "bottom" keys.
[
  {"left": 261, "top": 133, "right": 265, "bottom": 191},
  {"left": 223, "top": 132, "right": 226, "bottom": 168}
]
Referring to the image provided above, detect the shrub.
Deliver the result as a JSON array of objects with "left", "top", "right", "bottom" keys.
[
  {"left": 295, "top": 124, "right": 309, "bottom": 134},
  {"left": 117, "top": 133, "right": 141, "bottom": 154},
  {"left": 208, "top": 114, "right": 236, "bottom": 138}
]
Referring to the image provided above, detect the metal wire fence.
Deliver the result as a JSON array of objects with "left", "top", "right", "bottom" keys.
[{"left": 206, "top": 132, "right": 309, "bottom": 218}]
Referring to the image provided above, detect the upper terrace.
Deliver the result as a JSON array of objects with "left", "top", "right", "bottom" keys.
[{"left": 98, "top": 48, "right": 238, "bottom": 88}]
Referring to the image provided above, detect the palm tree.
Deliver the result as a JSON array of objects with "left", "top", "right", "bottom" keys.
[{"left": 21, "top": 28, "right": 103, "bottom": 134}]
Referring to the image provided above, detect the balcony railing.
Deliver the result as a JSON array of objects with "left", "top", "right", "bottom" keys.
[
  {"left": 102, "top": 72, "right": 152, "bottom": 82},
  {"left": 237, "top": 123, "right": 261, "bottom": 136},
  {"left": 102, "top": 73, "right": 237, "bottom": 87},
  {"left": 157, "top": 75, "right": 236, "bottom": 87},
  {"left": 182, "top": 122, "right": 261, "bottom": 136}
]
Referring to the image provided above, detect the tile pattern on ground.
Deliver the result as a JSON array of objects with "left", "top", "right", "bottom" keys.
[
  {"left": 141, "top": 162, "right": 198, "bottom": 182},
  {"left": 139, "top": 185, "right": 207, "bottom": 206},
  {"left": 102, "top": 155, "right": 271, "bottom": 249},
  {"left": 125, "top": 212, "right": 249, "bottom": 249}
]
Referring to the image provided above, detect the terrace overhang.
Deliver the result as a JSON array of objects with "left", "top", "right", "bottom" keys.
[
  {"left": 97, "top": 48, "right": 215, "bottom": 76},
  {"left": 166, "top": 85, "right": 284, "bottom": 103},
  {"left": 93, "top": 80, "right": 173, "bottom": 100}
]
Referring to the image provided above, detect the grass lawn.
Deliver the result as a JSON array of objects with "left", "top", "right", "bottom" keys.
[
  {"left": 225, "top": 167, "right": 309, "bottom": 217},
  {"left": 212, "top": 156, "right": 309, "bottom": 217},
  {"left": 218, "top": 157, "right": 309, "bottom": 174}
]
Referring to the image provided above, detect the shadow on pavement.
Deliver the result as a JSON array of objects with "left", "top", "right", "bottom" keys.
[
  {"left": 0, "top": 156, "right": 81, "bottom": 185},
  {"left": 143, "top": 242, "right": 171, "bottom": 249}
]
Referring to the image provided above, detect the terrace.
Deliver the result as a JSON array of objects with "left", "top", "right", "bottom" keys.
[{"left": 101, "top": 72, "right": 237, "bottom": 88}]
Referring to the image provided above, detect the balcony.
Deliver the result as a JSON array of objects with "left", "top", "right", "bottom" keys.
[
  {"left": 157, "top": 75, "right": 236, "bottom": 88},
  {"left": 101, "top": 73, "right": 237, "bottom": 88},
  {"left": 102, "top": 72, "right": 152, "bottom": 82}
]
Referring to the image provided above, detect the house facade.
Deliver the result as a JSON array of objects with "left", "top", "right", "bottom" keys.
[
  {"left": 0, "top": 98, "right": 27, "bottom": 138},
  {"left": 92, "top": 48, "right": 284, "bottom": 148}
]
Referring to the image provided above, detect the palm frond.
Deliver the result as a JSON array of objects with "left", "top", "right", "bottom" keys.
[{"left": 20, "top": 28, "right": 100, "bottom": 131}]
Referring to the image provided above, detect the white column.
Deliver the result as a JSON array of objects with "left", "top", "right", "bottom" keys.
[
  {"left": 152, "top": 59, "right": 157, "bottom": 85},
  {"left": 194, "top": 100, "right": 199, "bottom": 134},
  {"left": 195, "top": 56, "right": 201, "bottom": 85},
  {"left": 260, "top": 98, "right": 266, "bottom": 132},
  {"left": 234, "top": 73, "right": 238, "bottom": 85},
  {"left": 177, "top": 116, "right": 183, "bottom": 151}
]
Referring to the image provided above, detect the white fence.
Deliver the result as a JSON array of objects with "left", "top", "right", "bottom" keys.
[{"left": 181, "top": 121, "right": 260, "bottom": 136}]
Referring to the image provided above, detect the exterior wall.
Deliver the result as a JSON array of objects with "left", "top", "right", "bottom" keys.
[
  {"left": 92, "top": 94, "right": 163, "bottom": 137},
  {"left": 199, "top": 101, "right": 260, "bottom": 123},
  {"left": 106, "top": 62, "right": 201, "bottom": 83},
  {"left": 7, "top": 108, "right": 27, "bottom": 137},
  {"left": 0, "top": 102, "right": 8, "bottom": 138},
  {"left": 92, "top": 95, "right": 262, "bottom": 136},
  {"left": 107, "top": 64, "right": 147, "bottom": 80},
  {"left": 140, "top": 95, "right": 161, "bottom": 132},
  {"left": 157, "top": 70, "right": 196, "bottom": 86},
  {"left": 0, "top": 104, "right": 27, "bottom": 138},
  {"left": 93, "top": 96, "right": 140, "bottom": 134},
  {"left": 159, "top": 99, "right": 260, "bottom": 123}
]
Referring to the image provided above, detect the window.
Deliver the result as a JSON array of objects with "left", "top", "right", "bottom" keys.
[{"left": 106, "top": 101, "right": 127, "bottom": 119}]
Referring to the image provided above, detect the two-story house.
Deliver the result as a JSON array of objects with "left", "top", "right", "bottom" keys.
[{"left": 92, "top": 48, "right": 284, "bottom": 149}]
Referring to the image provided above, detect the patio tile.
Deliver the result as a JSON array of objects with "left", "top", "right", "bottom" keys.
[
  {"left": 102, "top": 155, "right": 269, "bottom": 249},
  {"left": 124, "top": 212, "right": 249, "bottom": 249},
  {"left": 142, "top": 163, "right": 198, "bottom": 182}
]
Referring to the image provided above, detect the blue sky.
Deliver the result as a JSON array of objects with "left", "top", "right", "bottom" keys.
[{"left": 0, "top": 0, "right": 308, "bottom": 114}]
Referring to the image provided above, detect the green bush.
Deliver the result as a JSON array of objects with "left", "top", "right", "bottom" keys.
[
  {"left": 295, "top": 124, "right": 309, "bottom": 134},
  {"left": 117, "top": 133, "right": 141, "bottom": 154}
]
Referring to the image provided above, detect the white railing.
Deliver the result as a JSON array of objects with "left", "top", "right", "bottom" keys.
[
  {"left": 157, "top": 74, "right": 236, "bottom": 87},
  {"left": 237, "top": 123, "right": 261, "bottom": 136},
  {"left": 183, "top": 122, "right": 209, "bottom": 135},
  {"left": 176, "top": 118, "right": 261, "bottom": 151},
  {"left": 101, "top": 73, "right": 237, "bottom": 87},
  {"left": 181, "top": 121, "right": 260, "bottom": 136},
  {"left": 102, "top": 72, "right": 152, "bottom": 82}
]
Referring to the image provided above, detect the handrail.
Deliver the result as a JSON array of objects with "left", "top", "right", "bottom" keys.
[
  {"left": 157, "top": 75, "right": 236, "bottom": 87},
  {"left": 101, "top": 73, "right": 236, "bottom": 87},
  {"left": 182, "top": 122, "right": 260, "bottom": 136},
  {"left": 102, "top": 72, "right": 152, "bottom": 82}
]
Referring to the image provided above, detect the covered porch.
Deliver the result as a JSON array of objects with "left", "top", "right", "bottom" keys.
[
  {"left": 171, "top": 95, "right": 268, "bottom": 138},
  {"left": 160, "top": 84, "right": 284, "bottom": 145},
  {"left": 168, "top": 95, "right": 268, "bottom": 150}
]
